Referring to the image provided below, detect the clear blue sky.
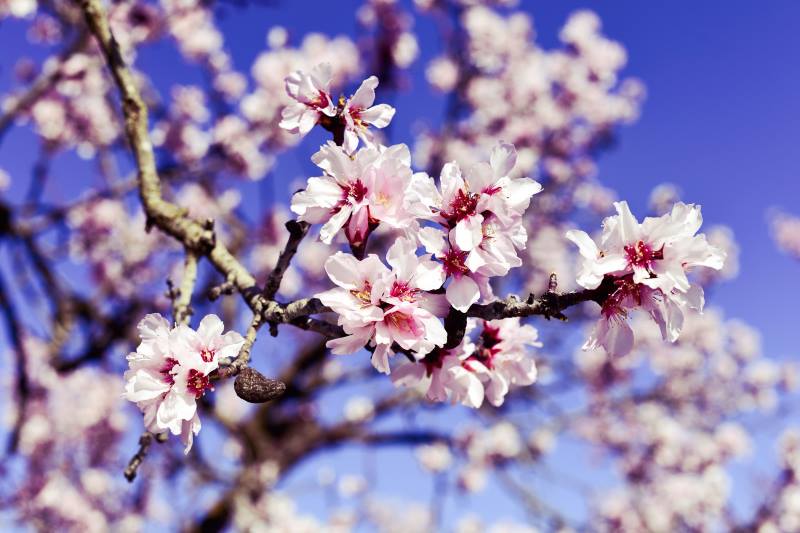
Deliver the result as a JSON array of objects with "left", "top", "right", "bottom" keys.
[{"left": 1, "top": 0, "right": 799, "bottom": 528}]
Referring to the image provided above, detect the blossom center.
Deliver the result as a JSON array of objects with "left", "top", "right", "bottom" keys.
[
  {"left": 442, "top": 248, "right": 470, "bottom": 277},
  {"left": 350, "top": 281, "right": 373, "bottom": 305},
  {"left": 199, "top": 348, "right": 215, "bottom": 363},
  {"left": 187, "top": 368, "right": 214, "bottom": 399},
  {"left": 160, "top": 357, "right": 179, "bottom": 385},
  {"left": 444, "top": 189, "right": 479, "bottom": 225},
  {"left": 624, "top": 240, "right": 662, "bottom": 269},
  {"left": 389, "top": 280, "right": 418, "bottom": 302},
  {"left": 344, "top": 179, "right": 368, "bottom": 204},
  {"left": 601, "top": 276, "right": 640, "bottom": 318}
]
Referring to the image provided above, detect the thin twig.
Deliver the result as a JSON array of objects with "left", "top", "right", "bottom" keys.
[
  {"left": 124, "top": 431, "right": 166, "bottom": 482},
  {"left": 262, "top": 220, "right": 310, "bottom": 301}
]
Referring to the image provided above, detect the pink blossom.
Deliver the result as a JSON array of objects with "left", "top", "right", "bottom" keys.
[
  {"left": 341, "top": 75, "right": 396, "bottom": 153},
  {"left": 418, "top": 225, "right": 493, "bottom": 312},
  {"left": 317, "top": 239, "right": 446, "bottom": 374},
  {"left": 291, "top": 142, "right": 419, "bottom": 249},
  {"left": 392, "top": 318, "right": 540, "bottom": 407},
  {"left": 279, "top": 63, "right": 337, "bottom": 135},
  {"left": 124, "top": 314, "right": 244, "bottom": 452},
  {"left": 466, "top": 318, "right": 540, "bottom": 406},
  {"left": 413, "top": 142, "right": 540, "bottom": 311},
  {"left": 392, "top": 335, "right": 486, "bottom": 408},
  {"left": 567, "top": 201, "right": 725, "bottom": 356}
]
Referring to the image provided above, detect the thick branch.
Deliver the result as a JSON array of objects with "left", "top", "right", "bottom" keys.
[{"left": 79, "top": 0, "right": 258, "bottom": 297}]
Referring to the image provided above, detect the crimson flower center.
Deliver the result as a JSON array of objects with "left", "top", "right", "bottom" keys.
[
  {"left": 442, "top": 249, "right": 470, "bottom": 277},
  {"left": 444, "top": 189, "right": 480, "bottom": 226},
  {"left": 624, "top": 240, "right": 663, "bottom": 269},
  {"left": 344, "top": 179, "right": 368, "bottom": 204},
  {"left": 187, "top": 368, "right": 213, "bottom": 399},
  {"left": 160, "top": 357, "right": 179, "bottom": 385},
  {"left": 389, "top": 280, "right": 418, "bottom": 302},
  {"left": 199, "top": 348, "right": 215, "bottom": 363}
]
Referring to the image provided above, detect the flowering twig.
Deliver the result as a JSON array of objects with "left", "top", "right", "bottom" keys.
[{"left": 80, "top": 0, "right": 613, "bottom": 371}]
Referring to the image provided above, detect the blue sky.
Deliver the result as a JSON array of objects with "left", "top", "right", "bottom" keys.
[{"left": 1, "top": 0, "right": 800, "bottom": 529}]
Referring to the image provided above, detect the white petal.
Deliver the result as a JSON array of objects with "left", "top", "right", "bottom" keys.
[
  {"left": 451, "top": 215, "right": 484, "bottom": 252},
  {"left": 490, "top": 142, "right": 517, "bottom": 177},
  {"left": 324, "top": 252, "right": 363, "bottom": 289},
  {"left": 446, "top": 276, "right": 480, "bottom": 312},
  {"left": 196, "top": 314, "right": 224, "bottom": 342},
  {"left": 360, "top": 104, "right": 395, "bottom": 128},
  {"left": 348, "top": 76, "right": 379, "bottom": 110},
  {"left": 566, "top": 229, "right": 599, "bottom": 259},
  {"left": 614, "top": 201, "right": 641, "bottom": 244}
]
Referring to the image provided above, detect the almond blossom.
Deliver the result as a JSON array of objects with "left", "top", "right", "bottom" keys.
[
  {"left": 279, "top": 63, "right": 337, "bottom": 135},
  {"left": 392, "top": 318, "right": 540, "bottom": 407},
  {"left": 392, "top": 332, "right": 486, "bottom": 408},
  {"left": 413, "top": 142, "right": 542, "bottom": 310},
  {"left": 316, "top": 238, "right": 447, "bottom": 374},
  {"left": 567, "top": 201, "right": 725, "bottom": 357},
  {"left": 466, "top": 318, "right": 540, "bottom": 406},
  {"left": 290, "top": 141, "right": 419, "bottom": 251},
  {"left": 418, "top": 225, "right": 494, "bottom": 312},
  {"left": 341, "top": 75, "right": 395, "bottom": 153},
  {"left": 123, "top": 314, "right": 244, "bottom": 452}
]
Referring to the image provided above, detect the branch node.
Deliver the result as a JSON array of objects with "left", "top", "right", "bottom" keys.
[{"left": 208, "top": 280, "right": 235, "bottom": 301}]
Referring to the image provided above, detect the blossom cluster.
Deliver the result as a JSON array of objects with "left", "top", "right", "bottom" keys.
[
  {"left": 392, "top": 318, "right": 540, "bottom": 408},
  {"left": 5, "top": 1, "right": 794, "bottom": 531},
  {"left": 285, "top": 84, "right": 543, "bottom": 403},
  {"left": 567, "top": 201, "right": 725, "bottom": 357},
  {"left": 4, "top": 337, "right": 136, "bottom": 531},
  {"left": 123, "top": 314, "right": 244, "bottom": 452},
  {"left": 316, "top": 238, "right": 448, "bottom": 374}
]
